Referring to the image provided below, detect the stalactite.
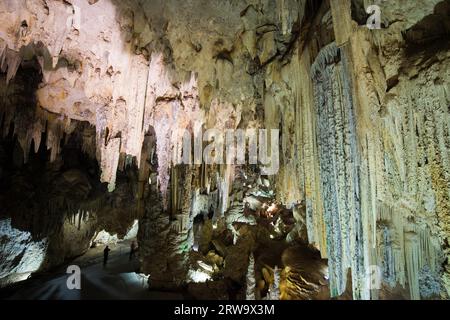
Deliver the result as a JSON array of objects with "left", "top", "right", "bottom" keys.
[
  {"left": 329, "top": 0, "right": 352, "bottom": 46},
  {"left": 100, "top": 138, "right": 121, "bottom": 192},
  {"left": 311, "top": 42, "right": 368, "bottom": 299},
  {"left": 2, "top": 48, "right": 22, "bottom": 85},
  {"left": 374, "top": 198, "right": 444, "bottom": 299},
  {"left": 119, "top": 55, "right": 149, "bottom": 168},
  {"left": 294, "top": 45, "right": 328, "bottom": 258},
  {"left": 170, "top": 166, "right": 179, "bottom": 218},
  {"left": 46, "top": 120, "right": 63, "bottom": 163},
  {"left": 77, "top": 210, "right": 83, "bottom": 231},
  {"left": 217, "top": 165, "right": 235, "bottom": 217}
]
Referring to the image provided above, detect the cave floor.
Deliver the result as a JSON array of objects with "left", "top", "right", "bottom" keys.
[{"left": 1, "top": 241, "right": 184, "bottom": 300}]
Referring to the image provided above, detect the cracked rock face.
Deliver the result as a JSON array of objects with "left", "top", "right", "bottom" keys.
[
  {"left": 0, "top": 0, "right": 450, "bottom": 300},
  {"left": 0, "top": 219, "right": 48, "bottom": 287}
]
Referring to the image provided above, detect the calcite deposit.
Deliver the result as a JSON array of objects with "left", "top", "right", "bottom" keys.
[{"left": 0, "top": 0, "right": 449, "bottom": 300}]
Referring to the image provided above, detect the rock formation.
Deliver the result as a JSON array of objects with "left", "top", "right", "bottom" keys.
[
  {"left": 246, "top": 253, "right": 256, "bottom": 300},
  {"left": 0, "top": 0, "right": 449, "bottom": 300}
]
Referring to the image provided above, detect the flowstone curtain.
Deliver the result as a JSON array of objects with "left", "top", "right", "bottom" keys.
[{"left": 311, "top": 42, "right": 368, "bottom": 300}]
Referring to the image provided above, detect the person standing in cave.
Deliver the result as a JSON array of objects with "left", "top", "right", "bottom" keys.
[
  {"left": 103, "top": 245, "right": 111, "bottom": 268},
  {"left": 129, "top": 241, "right": 137, "bottom": 261}
]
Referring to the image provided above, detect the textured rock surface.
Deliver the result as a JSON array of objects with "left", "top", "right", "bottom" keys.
[{"left": 0, "top": 219, "right": 47, "bottom": 287}]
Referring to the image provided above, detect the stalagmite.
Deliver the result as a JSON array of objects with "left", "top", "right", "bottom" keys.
[
  {"left": 268, "top": 266, "right": 281, "bottom": 300},
  {"left": 246, "top": 253, "right": 256, "bottom": 300}
]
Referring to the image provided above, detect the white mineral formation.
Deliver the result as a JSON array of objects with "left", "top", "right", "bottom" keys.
[{"left": 246, "top": 253, "right": 256, "bottom": 300}]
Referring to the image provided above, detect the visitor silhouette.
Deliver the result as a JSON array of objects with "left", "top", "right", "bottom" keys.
[
  {"left": 129, "top": 241, "right": 137, "bottom": 261},
  {"left": 103, "top": 245, "right": 111, "bottom": 268}
]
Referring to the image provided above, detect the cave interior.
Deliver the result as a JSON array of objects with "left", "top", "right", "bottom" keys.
[{"left": 0, "top": 0, "right": 449, "bottom": 301}]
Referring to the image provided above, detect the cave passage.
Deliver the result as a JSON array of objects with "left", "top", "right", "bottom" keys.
[{"left": 0, "top": 0, "right": 449, "bottom": 302}]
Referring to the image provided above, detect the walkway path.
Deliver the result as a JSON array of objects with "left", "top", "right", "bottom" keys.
[{"left": 2, "top": 241, "right": 184, "bottom": 300}]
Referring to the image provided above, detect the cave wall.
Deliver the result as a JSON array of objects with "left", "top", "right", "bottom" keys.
[{"left": 279, "top": 0, "right": 450, "bottom": 299}]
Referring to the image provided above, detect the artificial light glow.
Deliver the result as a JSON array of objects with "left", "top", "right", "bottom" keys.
[
  {"left": 136, "top": 273, "right": 150, "bottom": 288},
  {"left": 119, "top": 272, "right": 149, "bottom": 288},
  {"left": 197, "top": 260, "right": 214, "bottom": 273},
  {"left": 124, "top": 220, "right": 139, "bottom": 240},
  {"left": 13, "top": 273, "right": 32, "bottom": 283},
  {"left": 188, "top": 270, "right": 211, "bottom": 283},
  {"left": 323, "top": 267, "right": 329, "bottom": 280},
  {"left": 93, "top": 230, "right": 119, "bottom": 244}
]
